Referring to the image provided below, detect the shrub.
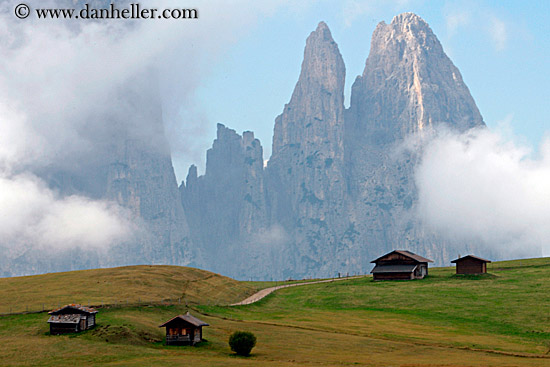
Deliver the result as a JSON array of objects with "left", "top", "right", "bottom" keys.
[{"left": 228, "top": 331, "right": 257, "bottom": 356}]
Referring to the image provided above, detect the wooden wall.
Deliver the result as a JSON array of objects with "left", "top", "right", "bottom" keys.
[{"left": 456, "top": 258, "right": 486, "bottom": 274}]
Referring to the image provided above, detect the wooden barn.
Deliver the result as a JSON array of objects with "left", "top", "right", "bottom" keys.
[
  {"left": 159, "top": 312, "right": 209, "bottom": 346},
  {"left": 451, "top": 255, "right": 491, "bottom": 274},
  {"left": 371, "top": 250, "right": 433, "bottom": 280},
  {"left": 47, "top": 304, "right": 97, "bottom": 334}
]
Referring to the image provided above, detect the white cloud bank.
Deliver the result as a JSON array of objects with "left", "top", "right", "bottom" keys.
[
  {"left": 0, "top": 174, "right": 135, "bottom": 250},
  {"left": 415, "top": 127, "right": 550, "bottom": 258}
]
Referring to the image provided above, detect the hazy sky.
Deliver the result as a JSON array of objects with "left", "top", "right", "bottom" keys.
[{"left": 174, "top": 0, "right": 549, "bottom": 180}]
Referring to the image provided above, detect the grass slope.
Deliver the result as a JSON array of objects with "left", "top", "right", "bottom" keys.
[
  {"left": 0, "top": 265, "right": 257, "bottom": 313},
  {"left": 0, "top": 258, "right": 549, "bottom": 366}
]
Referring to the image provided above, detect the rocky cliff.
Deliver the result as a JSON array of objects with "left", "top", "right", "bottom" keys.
[
  {"left": 97, "top": 81, "right": 197, "bottom": 268},
  {"left": 266, "top": 22, "right": 351, "bottom": 277},
  {"left": 342, "top": 12, "right": 486, "bottom": 268},
  {"left": 181, "top": 13, "right": 490, "bottom": 279},
  {"left": 180, "top": 124, "right": 269, "bottom": 275}
]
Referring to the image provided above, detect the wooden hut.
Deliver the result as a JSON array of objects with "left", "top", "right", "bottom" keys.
[
  {"left": 159, "top": 312, "right": 209, "bottom": 345},
  {"left": 47, "top": 304, "right": 97, "bottom": 334},
  {"left": 451, "top": 255, "right": 491, "bottom": 274},
  {"left": 371, "top": 250, "right": 433, "bottom": 280}
]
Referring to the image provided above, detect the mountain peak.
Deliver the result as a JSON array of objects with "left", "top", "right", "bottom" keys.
[
  {"left": 316, "top": 21, "right": 329, "bottom": 31},
  {"left": 371, "top": 12, "right": 435, "bottom": 51},
  {"left": 391, "top": 12, "right": 428, "bottom": 27},
  {"left": 291, "top": 21, "right": 344, "bottom": 103},
  {"left": 272, "top": 20, "right": 345, "bottom": 154},
  {"left": 350, "top": 11, "right": 484, "bottom": 143},
  {"left": 307, "top": 20, "right": 336, "bottom": 48}
]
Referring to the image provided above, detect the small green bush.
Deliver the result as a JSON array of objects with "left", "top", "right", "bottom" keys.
[{"left": 228, "top": 331, "right": 256, "bottom": 356}]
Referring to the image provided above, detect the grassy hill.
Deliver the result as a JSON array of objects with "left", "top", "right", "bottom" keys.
[
  {"left": 0, "top": 265, "right": 257, "bottom": 314},
  {"left": 0, "top": 258, "right": 549, "bottom": 366}
]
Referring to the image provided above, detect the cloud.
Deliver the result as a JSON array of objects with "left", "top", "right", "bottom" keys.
[
  {"left": 341, "top": 0, "right": 411, "bottom": 28},
  {"left": 0, "top": 0, "right": 281, "bottom": 173},
  {"left": 0, "top": 173, "right": 136, "bottom": 250},
  {"left": 445, "top": 10, "right": 470, "bottom": 37},
  {"left": 489, "top": 16, "right": 508, "bottom": 51},
  {"left": 414, "top": 126, "right": 550, "bottom": 258},
  {"left": 251, "top": 225, "right": 290, "bottom": 248}
]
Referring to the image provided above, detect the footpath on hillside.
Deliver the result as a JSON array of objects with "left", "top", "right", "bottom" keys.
[{"left": 230, "top": 275, "right": 365, "bottom": 306}]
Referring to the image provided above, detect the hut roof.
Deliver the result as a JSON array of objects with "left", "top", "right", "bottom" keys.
[
  {"left": 451, "top": 255, "right": 492, "bottom": 263},
  {"left": 159, "top": 312, "right": 209, "bottom": 328},
  {"left": 371, "top": 250, "right": 433, "bottom": 264},
  {"left": 371, "top": 264, "right": 418, "bottom": 274},
  {"left": 47, "top": 314, "right": 83, "bottom": 324},
  {"left": 49, "top": 304, "right": 98, "bottom": 315}
]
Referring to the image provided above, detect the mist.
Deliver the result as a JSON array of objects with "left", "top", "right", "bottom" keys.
[
  {"left": 0, "top": 0, "right": 289, "bottom": 256},
  {"left": 415, "top": 126, "right": 550, "bottom": 259},
  {"left": 0, "top": 173, "right": 135, "bottom": 250}
]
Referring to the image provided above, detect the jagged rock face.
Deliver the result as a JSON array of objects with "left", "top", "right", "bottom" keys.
[
  {"left": 343, "top": 13, "right": 486, "bottom": 268},
  {"left": 180, "top": 124, "right": 268, "bottom": 272},
  {"left": 266, "top": 22, "right": 352, "bottom": 277},
  {"left": 100, "top": 78, "right": 196, "bottom": 266},
  {"left": 185, "top": 14, "right": 491, "bottom": 279},
  {"left": 106, "top": 138, "right": 194, "bottom": 266},
  {"left": 272, "top": 22, "right": 345, "bottom": 155},
  {"left": 348, "top": 12, "right": 484, "bottom": 146}
]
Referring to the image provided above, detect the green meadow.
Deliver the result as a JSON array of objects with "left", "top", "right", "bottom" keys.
[{"left": 0, "top": 258, "right": 548, "bottom": 366}]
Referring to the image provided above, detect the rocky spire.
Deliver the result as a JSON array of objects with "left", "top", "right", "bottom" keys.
[
  {"left": 180, "top": 123, "right": 268, "bottom": 271},
  {"left": 342, "top": 13, "right": 487, "bottom": 269},
  {"left": 271, "top": 21, "right": 346, "bottom": 154},
  {"left": 348, "top": 12, "right": 484, "bottom": 146},
  {"left": 267, "top": 21, "right": 349, "bottom": 276}
]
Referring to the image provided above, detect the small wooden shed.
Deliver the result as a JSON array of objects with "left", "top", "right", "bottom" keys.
[
  {"left": 371, "top": 250, "right": 433, "bottom": 280},
  {"left": 47, "top": 304, "right": 97, "bottom": 334},
  {"left": 451, "top": 255, "right": 491, "bottom": 274},
  {"left": 159, "top": 312, "right": 209, "bottom": 345}
]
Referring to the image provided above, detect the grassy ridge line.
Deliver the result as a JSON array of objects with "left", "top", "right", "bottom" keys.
[{"left": 0, "top": 265, "right": 257, "bottom": 314}]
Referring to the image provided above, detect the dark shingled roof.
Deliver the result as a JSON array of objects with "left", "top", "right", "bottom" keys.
[
  {"left": 159, "top": 312, "right": 209, "bottom": 328},
  {"left": 49, "top": 304, "right": 98, "bottom": 314},
  {"left": 371, "top": 250, "right": 433, "bottom": 263},
  {"left": 451, "top": 255, "right": 492, "bottom": 263},
  {"left": 371, "top": 264, "right": 418, "bottom": 274}
]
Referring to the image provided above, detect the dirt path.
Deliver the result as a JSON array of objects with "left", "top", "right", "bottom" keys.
[{"left": 230, "top": 275, "right": 365, "bottom": 306}]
